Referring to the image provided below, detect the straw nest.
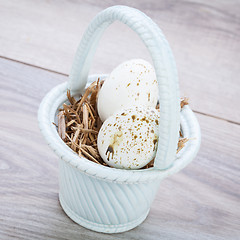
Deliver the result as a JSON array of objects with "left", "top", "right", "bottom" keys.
[{"left": 57, "top": 78, "right": 189, "bottom": 169}]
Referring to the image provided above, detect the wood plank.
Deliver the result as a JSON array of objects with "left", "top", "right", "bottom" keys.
[
  {"left": 0, "top": 58, "right": 239, "bottom": 240},
  {"left": 0, "top": 0, "right": 239, "bottom": 123}
]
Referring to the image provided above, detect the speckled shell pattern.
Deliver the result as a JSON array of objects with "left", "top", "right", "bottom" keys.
[
  {"left": 97, "top": 106, "right": 160, "bottom": 169},
  {"left": 38, "top": 5, "right": 201, "bottom": 233}
]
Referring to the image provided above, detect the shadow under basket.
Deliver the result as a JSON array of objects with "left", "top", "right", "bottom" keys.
[{"left": 38, "top": 6, "right": 201, "bottom": 234}]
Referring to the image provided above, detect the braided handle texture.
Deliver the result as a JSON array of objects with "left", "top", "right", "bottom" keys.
[{"left": 68, "top": 5, "right": 180, "bottom": 169}]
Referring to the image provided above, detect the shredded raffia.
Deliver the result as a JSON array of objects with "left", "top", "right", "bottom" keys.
[
  {"left": 180, "top": 96, "right": 189, "bottom": 108},
  {"left": 57, "top": 79, "right": 189, "bottom": 169}
]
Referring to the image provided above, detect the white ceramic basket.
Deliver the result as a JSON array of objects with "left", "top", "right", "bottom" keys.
[{"left": 38, "top": 6, "right": 201, "bottom": 233}]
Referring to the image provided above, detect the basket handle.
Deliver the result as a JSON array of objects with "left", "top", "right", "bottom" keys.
[{"left": 68, "top": 5, "right": 180, "bottom": 170}]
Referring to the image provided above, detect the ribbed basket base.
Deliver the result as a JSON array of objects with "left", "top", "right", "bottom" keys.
[{"left": 59, "top": 194, "right": 149, "bottom": 233}]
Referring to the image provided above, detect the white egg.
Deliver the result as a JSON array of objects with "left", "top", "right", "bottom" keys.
[
  {"left": 97, "top": 106, "right": 159, "bottom": 169},
  {"left": 97, "top": 59, "right": 158, "bottom": 122}
]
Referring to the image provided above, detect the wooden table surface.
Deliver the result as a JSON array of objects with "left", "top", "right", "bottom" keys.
[{"left": 0, "top": 1, "right": 239, "bottom": 239}]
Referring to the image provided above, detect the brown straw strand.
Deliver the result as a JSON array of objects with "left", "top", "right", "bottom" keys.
[{"left": 58, "top": 111, "right": 66, "bottom": 140}]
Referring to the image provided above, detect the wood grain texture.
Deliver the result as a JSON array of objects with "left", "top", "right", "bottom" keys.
[
  {"left": 0, "top": 57, "right": 239, "bottom": 240},
  {"left": 0, "top": 0, "right": 239, "bottom": 123}
]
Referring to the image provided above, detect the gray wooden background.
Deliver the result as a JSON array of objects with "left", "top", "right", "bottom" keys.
[{"left": 0, "top": 0, "right": 239, "bottom": 239}]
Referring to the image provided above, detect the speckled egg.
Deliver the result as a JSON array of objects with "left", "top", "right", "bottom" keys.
[
  {"left": 97, "top": 106, "right": 160, "bottom": 169},
  {"left": 97, "top": 59, "right": 158, "bottom": 122}
]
